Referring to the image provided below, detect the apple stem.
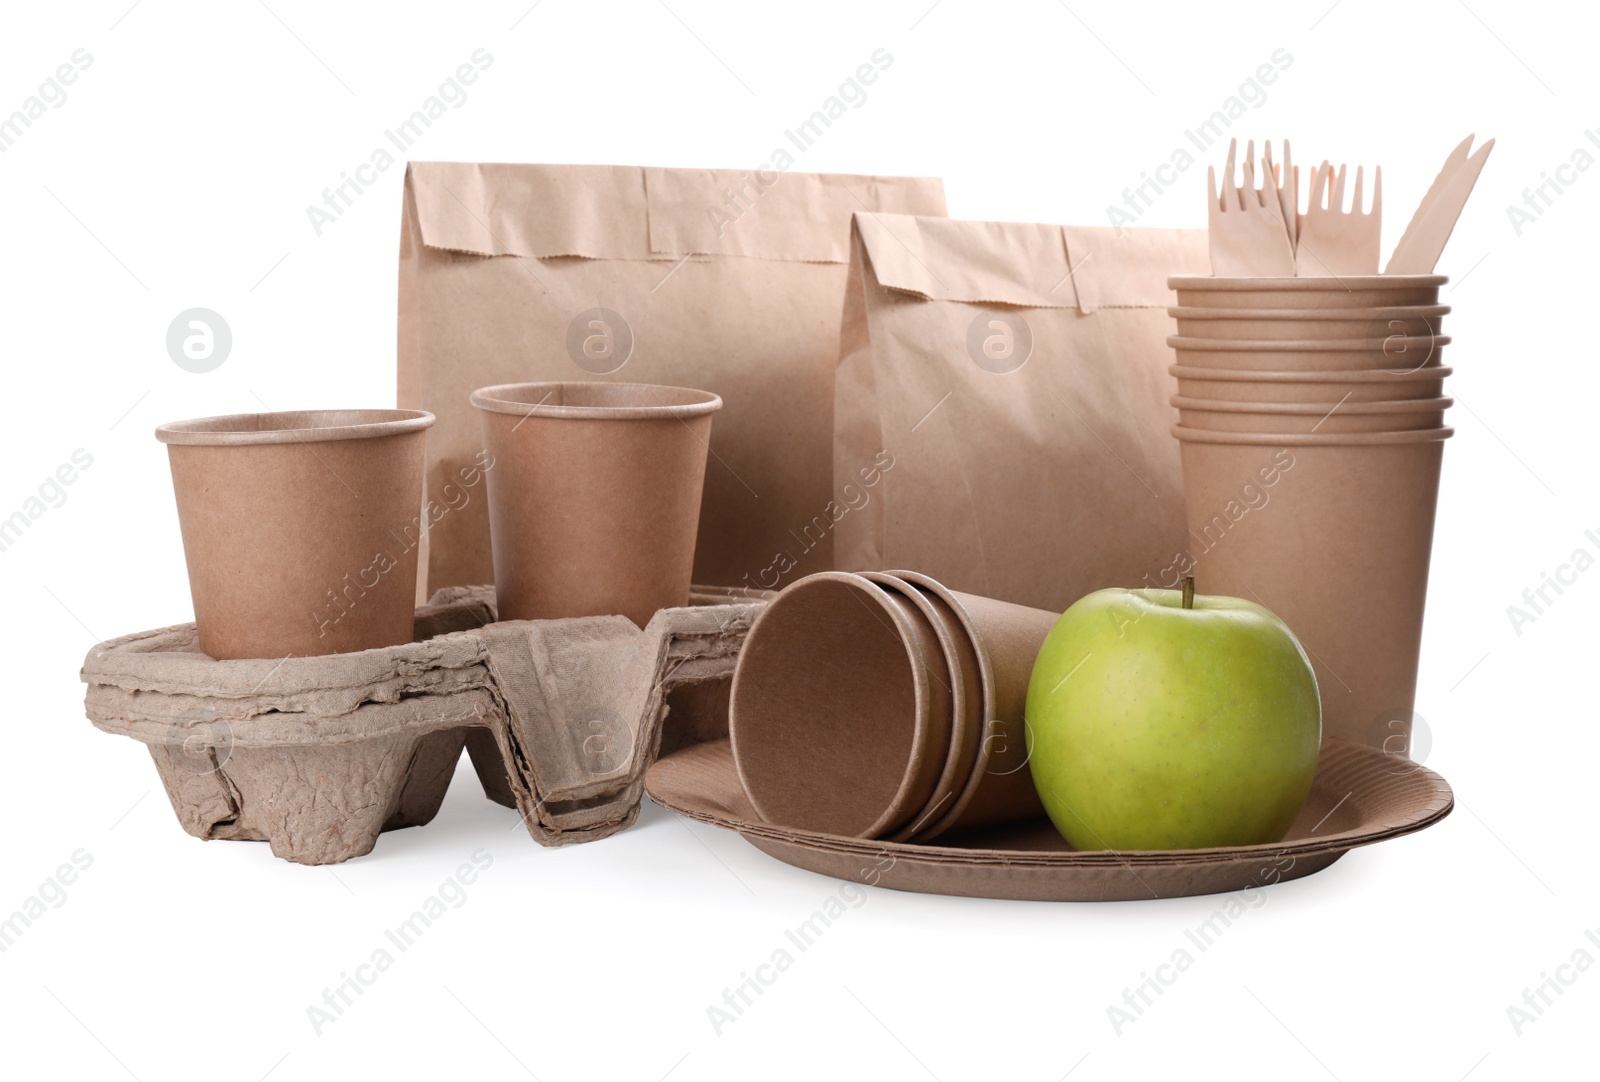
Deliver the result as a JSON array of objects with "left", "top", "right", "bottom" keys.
[{"left": 1182, "top": 576, "right": 1195, "bottom": 610}]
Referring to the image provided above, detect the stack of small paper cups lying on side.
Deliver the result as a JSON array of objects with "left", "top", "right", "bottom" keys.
[
  {"left": 728, "top": 571, "right": 1062, "bottom": 842},
  {"left": 1166, "top": 274, "right": 1452, "bottom": 755}
]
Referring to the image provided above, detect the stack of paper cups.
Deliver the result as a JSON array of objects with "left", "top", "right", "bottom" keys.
[
  {"left": 728, "top": 571, "right": 1058, "bottom": 841},
  {"left": 1165, "top": 275, "right": 1453, "bottom": 757}
]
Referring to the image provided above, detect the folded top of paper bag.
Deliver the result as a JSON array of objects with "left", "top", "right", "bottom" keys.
[{"left": 407, "top": 161, "right": 946, "bottom": 264}]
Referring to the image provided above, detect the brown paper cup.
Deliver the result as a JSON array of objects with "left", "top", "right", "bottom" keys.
[
  {"left": 1171, "top": 364, "right": 1452, "bottom": 404},
  {"left": 1170, "top": 304, "right": 1449, "bottom": 341},
  {"left": 729, "top": 572, "right": 944, "bottom": 839},
  {"left": 907, "top": 583, "right": 986, "bottom": 842},
  {"left": 1172, "top": 425, "right": 1454, "bottom": 446},
  {"left": 891, "top": 571, "right": 1055, "bottom": 838},
  {"left": 1170, "top": 274, "right": 1446, "bottom": 309},
  {"left": 472, "top": 382, "right": 721, "bottom": 628},
  {"left": 864, "top": 569, "right": 960, "bottom": 838},
  {"left": 1173, "top": 425, "right": 1452, "bottom": 752},
  {"left": 156, "top": 410, "right": 434, "bottom": 660},
  {"left": 1172, "top": 395, "right": 1453, "bottom": 434},
  {"left": 1169, "top": 334, "right": 1450, "bottom": 373}
]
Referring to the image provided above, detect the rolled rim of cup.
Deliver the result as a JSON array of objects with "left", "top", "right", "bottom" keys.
[
  {"left": 1170, "top": 364, "right": 1453, "bottom": 384},
  {"left": 1171, "top": 424, "right": 1455, "bottom": 446},
  {"left": 1170, "top": 394, "right": 1454, "bottom": 416},
  {"left": 1167, "top": 303, "right": 1451, "bottom": 321},
  {"left": 729, "top": 571, "right": 938, "bottom": 839},
  {"left": 858, "top": 572, "right": 965, "bottom": 843},
  {"left": 1167, "top": 334, "right": 1452, "bottom": 353},
  {"left": 470, "top": 381, "right": 723, "bottom": 421},
  {"left": 1169, "top": 274, "right": 1447, "bottom": 291},
  {"left": 155, "top": 409, "right": 436, "bottom": 446}
]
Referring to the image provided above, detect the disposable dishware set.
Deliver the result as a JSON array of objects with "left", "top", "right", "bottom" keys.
[
  {"left": 1174, "top": 136, "right": 1491, "bottom": 753},
  {"left": 645, "top": 569, "right": 1451, "bottom": 902},
  {"left": 82, "top": 150, "right": 1483, "bottom": 898}
]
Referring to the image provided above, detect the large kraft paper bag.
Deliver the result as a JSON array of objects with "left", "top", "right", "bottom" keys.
[
  {"left": 399, "top": 163, "right": 946, "bottom": 599},
  {"left": 835, "top": 214, "right": 1208, "bottom": 612}
]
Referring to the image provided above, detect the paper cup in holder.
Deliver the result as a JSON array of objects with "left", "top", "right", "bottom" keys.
[
  {"left": 472, "top": 381, "right": 721, "bottom": 628},
  {"left": 156, "top": 409, "right": 434, "bottom": 660}
]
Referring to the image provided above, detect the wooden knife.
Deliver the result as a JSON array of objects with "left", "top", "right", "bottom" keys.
[{"left": 1385, "top": 135, "right": 1495, "bottom": 274}]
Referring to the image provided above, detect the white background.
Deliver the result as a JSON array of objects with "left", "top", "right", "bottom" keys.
[{"left": 1, "top": 1, "right": 1594, "bottom": 1078}]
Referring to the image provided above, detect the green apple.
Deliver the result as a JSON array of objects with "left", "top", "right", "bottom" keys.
[{"left": 1024, "top": 579, "right": 1321, "bottom": 850}]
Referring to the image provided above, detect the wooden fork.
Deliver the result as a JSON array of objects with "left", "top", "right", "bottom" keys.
[
  {"left": 1207, "top": 138, "right": 1296, "bottom": 277},
  {"left": 1295, "top": 161, "right": 1382, "bottom": 276},
  {"left": 1264, "top": 139, "right": 1296, "bottom": 252}
]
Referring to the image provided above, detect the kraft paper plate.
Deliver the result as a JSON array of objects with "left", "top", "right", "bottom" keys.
[{"left": 645, "top": 738, "right": 1453, "bottom": 902}]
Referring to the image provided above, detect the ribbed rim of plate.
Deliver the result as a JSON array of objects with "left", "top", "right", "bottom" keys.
[{"left": 645, "top": 738, "right": 1454, "bottom": 867}]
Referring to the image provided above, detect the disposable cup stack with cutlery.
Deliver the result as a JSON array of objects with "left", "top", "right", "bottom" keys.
[{"left": 1173, "top": 136, "right": 1492, "bottom": 756}]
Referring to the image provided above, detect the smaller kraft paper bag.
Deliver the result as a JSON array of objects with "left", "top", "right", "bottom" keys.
[{"left": 835, "top": 214, "right": 1208, "bottom": 612}]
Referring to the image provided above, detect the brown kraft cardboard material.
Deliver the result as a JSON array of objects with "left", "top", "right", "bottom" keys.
[
  {"left": 1169, "top": 304, "right": 1449, "bottom": 341},
  {"left": 1173, "top": 425, "right": 1452, "bottom": 750},
  {"left": 82, "top": 586, "right": 764, "bottom": 864},
  {"left": 1168, "top": 334, "right": 1449, "bottom": 373},
  {"left": 729, "top": 572, "right": 941, "bottom": 839},
  {"left": 1170, "top": 363, "right": 1452, "bottom": 403},
  {"left": 156, "top": 410, "right": 435, "bottom": 660},
  {"left": 859, "top": 572, "right": 964, "bottom": 842},
  {"left": 1169, "top": 274, "right": 1445, "bottom": 309},
  {"left": 471, "top": 382, "right": 721, "bottom": 627},
  {"left": 897, "top": 573, "right": 1055, "bottom": 838},
  {"left": 398, "top": 162, "right": 947, "bottom": 599},
  {"left": 728, "top": 570, "right": 1053, "bottom": 842},
  {"left": 645, "top": 737, "right": 1454, "bottom": 902},
  {"left": 1170, "top": 394, "right": 1452, "bottom": 434},
  {"left": 834, "top": 214, "right": 1208, "bottom": 612}
]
